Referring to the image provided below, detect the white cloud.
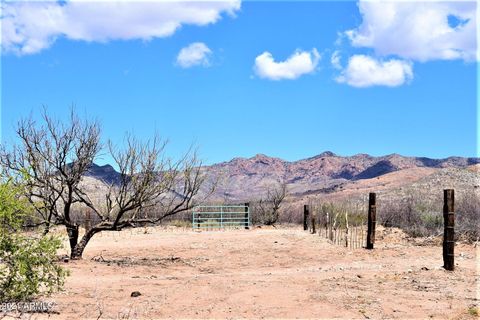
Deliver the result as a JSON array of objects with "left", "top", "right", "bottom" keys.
[
  {"left": 176, "top": 42, "right": 212, "bottom": 68},
  {"left": 1, "top": 0, "right": 241, "bottom": 55},
  {"left": 331, "top": 50, "right": 342, "bottom": 70},
  {"left": 336, "top": 55, "right": 413, "bottom": 88},
  {"left": 254, "top": 48, "right": 320, "bottom": 80},
  {"left": 346, "top": 1, "right": 476, "bottom": 62}
]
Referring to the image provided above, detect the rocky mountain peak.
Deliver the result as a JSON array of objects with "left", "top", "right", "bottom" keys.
[{"left": 318, "top": 151, "right": 336, "bottom": 157}]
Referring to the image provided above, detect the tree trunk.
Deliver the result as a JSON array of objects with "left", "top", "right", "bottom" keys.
[
  {"left": 42, "top": 211, "right": 54, "bottom": 236},
  {"left": 71, "top": 229, "right": 97, "bottom": 259},
  {"left": 67, "top": 225, "right": 79, "bottom": 259},
  {"left": 42, "top": 222, "right": 51, "bottom": 236}
]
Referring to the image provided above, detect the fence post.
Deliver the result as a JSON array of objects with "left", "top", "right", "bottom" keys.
[
  {"left": 329, "top": 213, "right": 333, "bottom": 241},
  {"left": 195, "top": 209, "right": 201, "bottom": 229},
  {"left": 345, "top": 212, "right": 349, "bottom": 248},
  {"left": 325, "top": 212, "right": 329, "bottom": 238},
  {"left": 443, "top": 189, "right": 455, "bottom": 271},
  {"left": 303, "top": 205, "right": 309, "bottom": 231},
  {"left": 311, "top": 211, "right": 316, "bottom": 234},
  {"left": 244, "top": 202, "right": 250, "bottom": 229},
  {"left": 220, "top": 206, "right": 224, "bottom": 229},
  {"left": 366, "top": 192, "right": 376, "bottom": 249}
]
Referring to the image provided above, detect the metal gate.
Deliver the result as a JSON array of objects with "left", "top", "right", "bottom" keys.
[{"left": 192, "top": 205, "right": 250, "bottom": 230}]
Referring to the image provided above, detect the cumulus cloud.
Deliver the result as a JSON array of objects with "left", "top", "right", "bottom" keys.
[
  {"left": 254, "top": 48, "right": 320, "bottom": 80},
  {"left": 346, "top": 1, "right": 476, "bottom": 62},
  {"left": 336, "top": 55, "right": 413, "bottom": 88},
  {"left": 1, "top": 0, "right": 241, "bottom": 55},
  {"left": 176, "top": 42, "right": 212, "bottom": 68}
]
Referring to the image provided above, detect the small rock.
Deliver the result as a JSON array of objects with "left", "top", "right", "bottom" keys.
[
  {"left": 407, "top": 269, "right": 413, "bottom": 273},
  {"left": 421, "top": 267, "right": 429, "bottom": 271},
  {"left": 357, "top": 274, "right": 362, "bottom": 278},
  {"left": 63, "top": 257, "right": 69, "bottom": 263},
  {"left": 131, "top": 291, "right": 142, "bottom": 297}
]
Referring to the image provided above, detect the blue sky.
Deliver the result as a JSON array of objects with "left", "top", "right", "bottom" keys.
[{"left": 1, "top": 1, "right": 478, "bottom": 165}]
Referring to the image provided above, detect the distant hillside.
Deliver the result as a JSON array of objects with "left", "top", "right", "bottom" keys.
[
  {"left": 201, "top": 152, "right": 479, "bottom": 201},
  {"left": 82, "top": 152, "right": 479, "bottom": 202}
]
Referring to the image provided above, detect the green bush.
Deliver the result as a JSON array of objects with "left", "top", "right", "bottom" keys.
[
  {"left": 0, "top": 234, "right": 68, "bottom": 302},
  {"left": 0, "top": 178, "right": 68, "bottom": 302}
]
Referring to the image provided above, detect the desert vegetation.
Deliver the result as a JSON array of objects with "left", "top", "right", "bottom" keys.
[
  {"left": 250, "top": 181, "right": 288, "bottom": 226},
  {"left": 0, "top": 110, "right": 477, "bottom": 319},
  {"left": 376, "top": 190, "right": 479, "bottom": 242},
  {"left": 0, "top": 109, "right": 212, "bottom": 259},
  {"left": 248, "top": 189, "right": 479, "bottom": 243},
  {"left": 0, "top": 176, "right": 68, "bottom": 303}
]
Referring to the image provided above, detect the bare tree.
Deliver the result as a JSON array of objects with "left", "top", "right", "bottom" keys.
[
  {"left": 0, "top": 109, "right": 101, "bottom": 254},
  {"left": 73, "top": 137, "right": 211, "bottom": 258},
  {"left": 252, "top": 181, "right": 287, "bottom": 225},
  {"left": 1, "top": 109, "right": 210, "bottom": 259}
]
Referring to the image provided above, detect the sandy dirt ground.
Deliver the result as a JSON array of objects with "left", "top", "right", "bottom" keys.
[{"left": 4, "top": 226, "right": 479, "bottom": 319}]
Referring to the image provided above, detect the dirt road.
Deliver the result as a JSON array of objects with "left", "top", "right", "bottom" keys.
[{"left": 23, "top": 227, "right": 480, "bottom": 319}]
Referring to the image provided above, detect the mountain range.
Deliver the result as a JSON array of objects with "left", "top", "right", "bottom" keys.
[{"left": 84, "top": 152, "right": 479, "bottom": 202}]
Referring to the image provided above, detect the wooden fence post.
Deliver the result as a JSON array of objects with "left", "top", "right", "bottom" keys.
[
  {"left": 345, "top": 212, "right": 349, "bottom": 248},
  {"left": 325, "top": 212, "right": 329, "bottom": 238},
  {"left": 303, "top": 205, "right": 309, "bottom": 231},
  {"left": 329, "top": 213, "right": 333, "bottom": 241},
  {"left": 311, "top": 211, "right": 316, "bottom": 234},
  {"left": 366, "top": 193, "right": 376, "bottom": 249},
  {"left": 443, "top": 189, "right": 455, "bottom": 271},
  {"left": 244, "top": 202, "right": 250, "bottom": 229}
]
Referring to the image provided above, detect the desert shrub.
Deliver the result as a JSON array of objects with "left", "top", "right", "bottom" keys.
[
  {"left": 420, "top": 212, "right": 443, "bottom": 232},
  {"left": 0, "top": 178, "right": 68, "bottom": 302},
  {"left": 378, "top": 190, "right": 479, "bottom": 241},
  {"left": 0, "top": 234, "right": 68, "bottom": 302},
  {"left": 251, "top": 201, "right": 280, "bottom": 225},
  {"left": 250, "top": 182, "right": 287, "bottom": 225},
  {"left": 377, "top": 193, "right": 443, "bottom": 237},
  {"left": 313, "top": 201, "right": 366, "bottom": 228},
  {"left": 456, "top": 191, "right": 480, "bottom": 241},
  {"left": 277, "top": 203, "right": 303, "bottom": 224}
]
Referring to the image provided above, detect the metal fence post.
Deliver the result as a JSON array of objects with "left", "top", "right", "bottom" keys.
[
  {"left": 244, "top": 202, "right": 249, "bottom": 229},
  {"left": 443, "top": 189, "right": 455, "bottom": 271},
  {"left": 366, "top": 193, "right": 376, "bottom": 249},
  {"left": 220, "top": 206, "right": 223, "bottom": 229},
  {"left": 197, "top": 210, "right": 201, "bottom": 229}
]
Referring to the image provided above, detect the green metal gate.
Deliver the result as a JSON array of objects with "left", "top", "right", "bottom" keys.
[{"left": 192, "top": 205, "right": 250, "bottom": 230}]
